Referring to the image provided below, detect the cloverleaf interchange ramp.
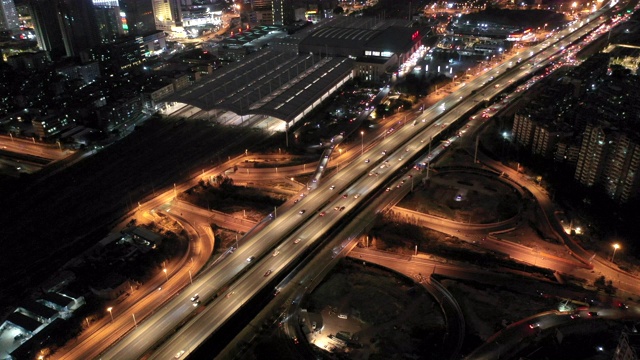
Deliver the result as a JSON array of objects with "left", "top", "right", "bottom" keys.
[{"left": 90, "top": 7, "right": 621, "bottom": 359}]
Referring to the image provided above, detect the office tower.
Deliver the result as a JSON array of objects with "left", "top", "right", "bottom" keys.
[
  {"left": 119, "top": 0, "right": 155, "bottom": 36},
  {"left": 152, "top": 0, "right": 182, "bottom": 31},
  {"left": 93, "top": 0, "right": 126, "bottom": 42},
  {"left": 272, "top": 0, "right": 293, "bottom": 25},
  {"left": 0, "top": 0, "right": 20, "bottom": 31},
  {"left": 29, "top": 0, "right": 101, "bottom": 59},
  {"left": 29, "top": 0, "right": 67, "bottom": 59},
  {"left": 58, "top": 0, "right": 102, "bottom": 56}
]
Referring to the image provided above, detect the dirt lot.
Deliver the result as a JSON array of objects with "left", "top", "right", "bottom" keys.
[
  {"left": 179, "top": 182, "right": 286, "bottom": 222},
  {"left": 399, "top": 170, "right": 521, "bottom": 224},
  {"left": 304, "top": 259, "right": 447, "bottom": 359}
]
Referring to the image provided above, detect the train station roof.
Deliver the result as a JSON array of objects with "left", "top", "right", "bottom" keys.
[{"left": 167, "top": 50, "right": 353, "bottom": 122}]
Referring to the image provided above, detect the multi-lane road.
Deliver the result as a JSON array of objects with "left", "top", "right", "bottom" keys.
[{"left": 62, "top": 4, "right": 622, "bottom": 358}]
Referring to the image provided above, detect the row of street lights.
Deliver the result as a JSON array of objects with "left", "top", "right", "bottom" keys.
[{"left": 103, "top": 264, "right": 171, "bottom": 329}]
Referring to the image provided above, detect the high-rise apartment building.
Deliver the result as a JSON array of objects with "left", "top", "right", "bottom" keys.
[
  {"left": 512, "top": 113, "right": 534, "bottom": 146},
  {"left": 574, "top": 122, "right": 640, "bottom": 203},
  {"left": 0, "top": 0, "right": 20, "bottom": 31},
  {"left": 602, "top": 133, "right": 640, "bottom": 203},
  {"left": 531, "top": 125, "right": 561, "bottom": 158},
  {"left": 575, "top": 123, "right": 608, "bottom": 188}
]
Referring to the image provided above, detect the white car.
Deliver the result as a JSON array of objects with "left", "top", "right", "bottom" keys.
[{"left": 175, "top": 350, "right": 186, "bottom": 358}]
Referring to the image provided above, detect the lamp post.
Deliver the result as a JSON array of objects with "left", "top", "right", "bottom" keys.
[
  {"left": 163, "top": 268, "right": 168, "bottom": 281},
  {"left": 611, "top": 243, "right": 620, "bottom": 263},
  {"left": 132, "top": 313, "right": 137, "bottom": 327},
  {"left": 107, "top": 307, "right": 114, "bottom": 322},
  {"left": 360, "top": 131, "right": 364, "bottom": 155}
]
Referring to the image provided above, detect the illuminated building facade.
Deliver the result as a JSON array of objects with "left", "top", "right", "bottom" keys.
[
  {"left": 0, "top": 0, "right": 19, "bottom": 31},
  {"left": 152, "top": 0, "right": 182, "bottom": 31}
]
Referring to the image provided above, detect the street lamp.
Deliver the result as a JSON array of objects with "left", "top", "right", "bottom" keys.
[
  {"left": 107, "top": 307, "right": 114, "bottom": 322},
  {"left": 611, "top": 243, "right": 620, "bottom": 263},
  {"left": 163, "top": 268, "right": 168, "bottom": 281},
  {"left": 360, "top": 131, "right": 364, "bottom": 155}
]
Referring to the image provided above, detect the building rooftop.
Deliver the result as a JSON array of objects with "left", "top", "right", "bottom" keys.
[
  {"left": 18, "top": 301, "right": 58, "bottom": 320},
  {"left": 6, "top": 312, "right": 42, "bottom": 333},
  {"left": 167, "top": 50, "right": 353, "bottom": 122},
  {"left": 40, "top": 292, "right": 74, "bottom": 309}
]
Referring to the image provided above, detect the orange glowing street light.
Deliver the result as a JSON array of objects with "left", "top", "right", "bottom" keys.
[
  {"left": 611, "top": 243, "right": 620, "bottom": 263},
  {"left": 107, "top": 307, "right": 114, "bottom": 322},
  {"left": 163, "top": 268, "right": 168, "bottom": 281}
]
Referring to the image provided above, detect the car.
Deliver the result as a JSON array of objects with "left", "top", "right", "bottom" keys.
[
  {"left": 405, "top": 148, "right": 410, "bottom": 152},
  {"left": 339, "top": 206, "right": 345, "bottom": 211},
  {"left": 292, "top": 336, "right": 299, "bottom": 344},
  {"left": 342, "top": 194, "right": 348, "bottom": 199},
  {"left": 319, "top": 211, "right": 326, "bottom": 217},
  {"left": 570, "top": 313, "right": 580, "bottom": 319},
  {"left": 272, "top": 250, "right": 280, "bottom": 257},
  {"left": 529, "top": 323, "right": 540, "bottom": 329},
  {"left": 247, "top": 256, "right": 255, "bottom": 262},
  {"left": 191, "top": 294, "right": 200, "bottom": 302},
  {"left": 386, "top": 187, "right": 391, "bottom": 191},
  {"left": 293, "top": 199, "right": 300, "bottom": 204},
  {"left": 299, "top": 209, "right": 306, "bottom": 215},
  {"left": 354, "top": 194, "right": 360, "bottom": 199},
  {"left": 226, "top": 291, "right": 235, "bottom": 298},
  {"left": 294, "top": 238, "right": 301, "bottom": 244},
  {"left": 329, "top": 185, "right": 335, "bottom": 190},
  {"left": 334, "top": 206, "right": 340, "bottom": 211},
  {"left": 157, "top": 286, "right": 162, "bottom": 291},
  {"left": 264, "top": 270, "right": 272, "bottom": 277},
  {"left": 382, "top": 150, "right": 387, "bottom": 155},
  {"left": 588, "top": 311, "right": 599, "bottom": 317},
  {"left": 192, "top": 300, "right": 201, "bottom": 307},
  {"left": 175, "top": 350, "right": 186, "bottom": 358},
  {"left": 618, "top": 303, "right": 629, "bottom": 309},
  {"left": 365, "top": 159, "right": 370, "bottom": 163}
]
